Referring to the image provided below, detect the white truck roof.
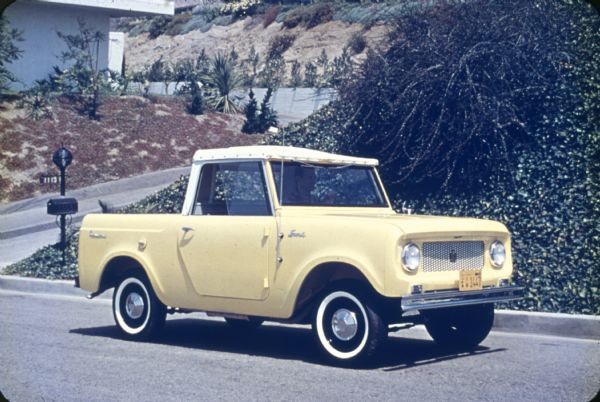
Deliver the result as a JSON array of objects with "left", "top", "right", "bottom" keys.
[{"left": 192, "top": 146, "right": 379, "bottom": 166}]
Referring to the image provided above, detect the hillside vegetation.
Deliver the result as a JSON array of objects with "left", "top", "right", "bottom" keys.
[
  {"left": 0, "top": 96, "right": 254, "bottom": 202},
  {"left": 5, "top": 0, "right": 599, "bottom": 315},
  {"left": 264, "top": 0, "right": 600, "bottom": 314}
]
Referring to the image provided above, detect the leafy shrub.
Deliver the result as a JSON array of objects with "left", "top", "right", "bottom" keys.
[
  {"left": 334, "top": 2, "right": 433, "bottom": 25},
  {"left": 242, "top": 89, "right": 260, "bottom": 134},
  {"left": 347, "top": 31, "right": 366, "bottom": 54},
  {"left": 221, "top": 0, "right": 262, "bottom": 18},
  {"left": 257, "top": 87, "right": 278, "bottom": 131},
  {"left": 266, "top": 33, "right": 296, "bottom": 60},
  {"left": 148, "top": 16, "right": 171, "bottom": 39},
  {"left": 3, "top": 176, "right": 189, "bottom": 279},
  {"left": 264, "top": 0, "right": 600, "bottom": 314},
  {"left": 212, "top": 15, "right": 235, "bottom": 27},
  {"left": 164, "top": 13, "right": 193, "bottom": 36},
  {"left": 118, "top": 175, "right": 188, "bottom": 214},
  {"left": 180, "top": 14, "right": 213, "bottom": 34},
  {"left": 290, "top": 60, "right": 302, "bottom": 87},
  {"left": 18, "top": 79, "right": 54, "bottom": 120},
  {"left": 281, "top": 10, "right": 302, "bottom": 28},
  {"left": 3, "top": 230, "right": 79, "bottom": 280},
  {"left": 48, "top": 20, "right": 109, "bottom": 119},
  {"left": 146, "top": 56, "right": 166, "bottom": 82},
  {"left": 264, "top": 5, "right": 280, "bottom": 28},
  {"left": 203, "top": 52, "right": 243, "bottom": 113},
  {"left": 304, "top": 3, "right": 333, "bottom": 29},
  {"left": 257, "top": 55, "right": 286, "bottom": 88},
  {"left": 303, "top": 61, "right": 317, "bottom": 87},
  {"left": 0, "top": 16, "right": 23, "bottom": 95},
  {"left": 192, "top": 4, "right": 221, "bottom": 20},
  {"left": 281, "top": 3, "right": 333, "bottom": 29}
]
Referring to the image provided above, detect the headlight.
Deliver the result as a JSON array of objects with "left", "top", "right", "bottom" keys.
[
  {"left": 402, "top": 243, "right": 420, "bottom": 272},
  {"left": 489, "top": 241, "right": 506, "bottom": 268}
]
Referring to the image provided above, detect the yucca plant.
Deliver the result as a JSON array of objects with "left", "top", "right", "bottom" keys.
[{"left": 203, "top": 52, "right": 242, "bottom": 114}]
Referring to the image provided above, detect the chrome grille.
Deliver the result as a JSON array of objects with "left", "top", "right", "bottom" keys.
[{"left": 422, "top": 241, "right": 484, "bottom": 272}]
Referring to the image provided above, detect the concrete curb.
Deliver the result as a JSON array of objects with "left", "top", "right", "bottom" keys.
[
  {"left": 0, "top": 275, "right": 113, "bottom": 300},
  {"left": 1, "top": 275, "right": 598, "bottom": 340}
]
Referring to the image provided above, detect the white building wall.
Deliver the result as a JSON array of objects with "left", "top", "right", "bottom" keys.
[
  {"left": 4, "top": 1, "right": 111, "bottom": 90},
  {"left": 108, "top": 31, "right": 125, "bottom": 74}
]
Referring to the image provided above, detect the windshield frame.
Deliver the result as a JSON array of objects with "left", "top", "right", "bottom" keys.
[{"left": 268, "top": 160, "right": 391, "bottom": 208}]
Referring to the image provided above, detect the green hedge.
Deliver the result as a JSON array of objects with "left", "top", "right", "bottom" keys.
[
  {"left": 3, "top": 176, "right": 189, "bottom": 280},
  {"left": 263, "top": 1, "right": 600, "bottom": 314}
]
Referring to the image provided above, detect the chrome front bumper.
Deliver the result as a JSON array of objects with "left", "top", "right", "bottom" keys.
[{"left": 401, "top": 286, "right": 524, "bottom": 312}]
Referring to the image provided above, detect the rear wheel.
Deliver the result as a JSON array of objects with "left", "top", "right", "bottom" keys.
[
  {"left": 423, "top": 303, "right": 494, "bottom": 350},
  {"left": 313, "top": 287, "right": 386, "bottom": 365},
  {"left": 113, "top": 273, "right": 166, "bottom": 340}
]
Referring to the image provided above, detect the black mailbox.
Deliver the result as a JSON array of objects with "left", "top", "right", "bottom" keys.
[{"left": 47, "top": 197, "right": 78, "bottom": 215}]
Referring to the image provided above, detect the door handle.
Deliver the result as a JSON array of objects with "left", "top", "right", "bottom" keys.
[
  {"left": 181, "top": 227, "right": 194, "bottom": 233},
  {"left": 89, "top": 231, "right": 106, "bottom": 239}
]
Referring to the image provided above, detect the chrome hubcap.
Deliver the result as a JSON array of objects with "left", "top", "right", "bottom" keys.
[
  {"left": 125, "top": 292, "right": 144, "bottom": 320},
  {"left": 331, "top": 308, "right": 358, "bottom": 341}
]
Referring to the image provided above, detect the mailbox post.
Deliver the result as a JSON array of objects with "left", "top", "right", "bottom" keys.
[{"left": 50, "top": 146, "right": 75, "bottom": 265}]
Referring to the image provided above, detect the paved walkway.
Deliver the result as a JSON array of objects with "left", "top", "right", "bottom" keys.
[{"left": 0, "top": 167, "right": 189, "bottom": 268}]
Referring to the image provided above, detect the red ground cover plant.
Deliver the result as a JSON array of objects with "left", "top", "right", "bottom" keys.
[{"left": 0, "top": 96, "right": 261, "bottom": 203}]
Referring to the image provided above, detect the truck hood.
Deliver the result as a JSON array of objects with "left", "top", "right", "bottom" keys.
[{"left": 323, "top": 212, "right": 508, "bottom": 237}]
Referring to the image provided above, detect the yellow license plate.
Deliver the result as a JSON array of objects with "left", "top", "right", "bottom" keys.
[{"left": 459, "top": 270, "right": 482, "bottom": 291}]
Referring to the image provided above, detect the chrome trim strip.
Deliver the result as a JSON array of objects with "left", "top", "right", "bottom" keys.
[
  {"left": 401, "top": 286, "right": 524, "bottom": 312},
  {"left": 89, "top": 231, "right": 107, "bottom": 239}
]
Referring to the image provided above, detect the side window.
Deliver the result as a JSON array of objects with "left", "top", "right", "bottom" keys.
[{"left": 193, "top": 162, "right": 271, "bottom": 216}]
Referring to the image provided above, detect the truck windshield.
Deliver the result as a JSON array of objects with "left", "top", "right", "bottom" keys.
[{"left": 271, "top": 162, "right": 388, "bottom": 207}]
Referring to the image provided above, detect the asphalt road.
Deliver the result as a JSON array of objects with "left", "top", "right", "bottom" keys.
[{"left": 1, "top": 290, "right": 598, "bottom": 402}]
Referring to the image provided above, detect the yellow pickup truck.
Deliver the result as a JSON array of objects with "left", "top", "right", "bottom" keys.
[{"left": 77, "top": 145, "right": 523, "bottom": 364}]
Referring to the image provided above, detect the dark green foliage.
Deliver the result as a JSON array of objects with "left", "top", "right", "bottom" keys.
[
  {"left": 257, "top": 55, "right": 286, "bottom": 88},
  {"left": 203, "top": 52, "right": 243, "bottom": 113},
  {"left": 258, "top": 87, "right": 278, "bottom": 131},
  {"left": 267, "top": 33, "right": 297, "bottom": 60},
  {"left": 347, "top": 31, "right": 366, "bottom": 54},
  {"left": 164, "top": 13, "right": 193, "bottom": 36},
  {"left": 242, "top": 89, "right": 260, "bottom": 134},
  {"left": 196, "top": 49, "right": 210, "bottom": 75},
  {"left": 341, "top": 1, "right": 588, "bottom": 197},
  {"left": 118, "top": 175, "right": 188, "bottom": 214},
  {"left": 304, "top": 3, "right": 333, "bottom": 28},
  {"left": 187, "top": 80, "right": 204, "bottom": 115},
  {"left": 241, "top": 45, "right": 260, "bottom": 86},
  {"left": 0, "top": 16, "right": 23, "bottom": 94},
  {"left": 57, "top": 20, "right": 106, "bottom": 118},
  {"left": 264, "top": 0, "right": 600, "bottom": 314},
  {"left": 4, "top": 176, "right": 189, "bottom": 279},
  {"left": 281, "top": 3, "right": 333, "bottom": 29},
  {"left": 148, "top": 16, "right": 170, "bottom": 39},
  {"left": 18, "top": 79, "right": 54, "bottom": 120},
  {"left": 146, "top": 56, "right": 166, "bottom": 82},
  {"left": 3, "top": 231, "right": 80, "bottom": 280},
  {"left": 290, "top": 60, "right": 302, "bottom": 87},
  {"left": 173, "top": 58, "right": 196, "bottom": 88},
  {"left": 303, "top": 61, "right": 317, "bottom": 87}
]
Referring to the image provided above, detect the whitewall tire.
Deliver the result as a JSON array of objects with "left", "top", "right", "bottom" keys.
[
  {"left": 314, "top": 288, "right": 386, "bottom": 364},
  {"left": 113, "top": 274, "right": 166, "bottom": 340}
]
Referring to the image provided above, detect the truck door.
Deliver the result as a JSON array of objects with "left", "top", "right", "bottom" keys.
[{"left": 177, "top": 161, "right": 275, "bottom": 300}]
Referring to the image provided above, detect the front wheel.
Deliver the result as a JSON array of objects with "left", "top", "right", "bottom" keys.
[
  {"left": 423, "top": 303, "right": 494, "bottom": 350},
  {"left": 313, "top": 288, "right": 386, "bottom": 365},
  {"left": 113, "top": 273, "right": 166, "bottom": 340}
]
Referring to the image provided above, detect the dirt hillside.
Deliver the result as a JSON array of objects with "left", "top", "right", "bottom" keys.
[
  {"left": 126, "top": 17, "right": 388, "bottom": 71},
  {"left": 0, "top": 97, "right": 258, "bottom": 203}
]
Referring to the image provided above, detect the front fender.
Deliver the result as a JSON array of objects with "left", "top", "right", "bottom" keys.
[{"left": 279, "top": 255, "right": 386, "bottom": 318}]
